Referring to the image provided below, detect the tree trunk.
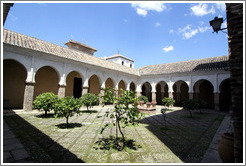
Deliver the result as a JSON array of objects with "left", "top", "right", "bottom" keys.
[
  {"left": 189, "top": 110, "right": 193, "bottom": 118},
  {"left": 66, "top": 117, "right": 69, "bottom": 128},
  {"left": 45, "top": 110, "right": 47, "bottom": 117}
]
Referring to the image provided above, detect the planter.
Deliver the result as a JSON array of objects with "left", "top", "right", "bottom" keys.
[
  {"left": 151, "top": 101, "right": 157, "bottom": 107},
  {"left": 146, "top": 102, "right": 151, "bottom": 108},
  {"left": 218, "top": 133, "right": 234, "bottom": 163},
  {"left": 139, "top": 101, "right": 144, "bottom": 106}
]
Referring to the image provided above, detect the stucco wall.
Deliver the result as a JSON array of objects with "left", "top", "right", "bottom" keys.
[
  {"left": 34, "top": 66, "right": 59, "bottom": 99},
  {"left": 89, "top": 75, "right": 100, "bottom": 95}
]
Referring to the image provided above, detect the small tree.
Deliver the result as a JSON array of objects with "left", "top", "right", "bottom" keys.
[
  {"left": 100, "top": 87, "right": 115, "bottom": 105},
  {"left": 54, "top": 96, "right": 82, "bottom": 127},
  {"left": 137, "top": 95, "right": 148, "bottom": 104},
  {"left": 80, "top": 93, "right": 99, "bottom": 111},
  {"left": 182, "top": 99, "right": 196, "bottom": 118},
  {"left": 162, "top": 97, "right": 175, "bottom": 110},
  {"left": 33, "top": 92, "right": 58, "bottom": 117},
  {"left": 193, "top": 99, "right": 208, "bottom": 114},
  {"left": 100, "top": 89, "right": 144, "bottom": 150}
]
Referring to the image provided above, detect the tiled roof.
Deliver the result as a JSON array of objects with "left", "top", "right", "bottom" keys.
[
  {"left": 138, "top": 56, "right": 229, "bottom": 75},
  {"left": 3, "top": 29, "right": 139, "bottom": 76},
  {"left": 65, "top": 39, "right": 97, "bottom": 51},
  {"left": 3, "top": 29, "right": 229, "bottom": 77},
  {"left": 106, "top": 54, "right": 134, "bottom": 62}
]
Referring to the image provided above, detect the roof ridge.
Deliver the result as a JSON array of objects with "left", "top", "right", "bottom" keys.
[{"left": 137, "top": 55, "right": 229, "bottom": 70}]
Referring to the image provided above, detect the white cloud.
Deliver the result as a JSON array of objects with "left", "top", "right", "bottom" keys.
[
  {"left": 163, "top": 46, "right": 174, "bottom": 52},
  {"left": 169, "top": 29, "right": 174, "bottom": 34},
  {"left": 198, "top": 26, "right": 211, "bottom": 32},
  {"left": 155, "top": 22, "right": 161, "bottom": 27},
  {"left": 136, "top": 8, "right": 147, "bottom": 16},
  {"left": 131, "top": 2, "right": 167, "bottom": 16},
  {"left": 221, "top": 20, "right": 227, "bottom": 29},
  {"left": 9, "top": 13, "right": 18, "bottom": 21},
  {"left": 216, "top": 3, "right": 226, "bottom": 12},
  {"left": 190, "top": 3, "right": 215, "bottom": 16},
  {"left": 178, "top": 25, "right": 198, "bottom": 39}
]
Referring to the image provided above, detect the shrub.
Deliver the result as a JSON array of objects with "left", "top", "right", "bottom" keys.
[
  {"left": 100, "top": 87, "right": 115, "bottom": 105},
  {"left": 80, "top": 93, "right": 99, "bottom": 111},
  {"left": 162, "top": 97, "right": 175, "bottom": 110},
  {"left": 137, "top": 95, "right": 148, "bottom": 104},
  {"left": 33, "top": 92, "right": 58, "bottom": 117},
  {"left": 193, "top": 99, "right": 208, "bottom": 114},
  {"left": 54, "top": 96, "right": 82, "bottom": 127},
  {"left": 182, "top": 99, "right": 196, "bottom": 118}
]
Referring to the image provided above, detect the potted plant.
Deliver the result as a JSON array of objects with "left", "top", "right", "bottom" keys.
[
  {"left": 139, "top": 100, "right": 144, "bottom": 106},
  {"left": 218, "top": 115, "right": 234, "bottom": 163},
  {"left": 146, "top": 102, "right": 151, "bottom": 108},
  {"left": 151, "top": 101, "right": 157, "bottom": 107}
]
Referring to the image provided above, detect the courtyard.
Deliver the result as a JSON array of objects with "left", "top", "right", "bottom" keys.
[{"left": 3, "top": 106, "right": 226, "bottom": 163}]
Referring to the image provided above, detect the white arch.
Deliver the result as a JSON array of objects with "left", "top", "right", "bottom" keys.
[
  {"left": 34, "top": 65, "right": 61, "bottom": 83},
  {"left": 193, "top": 79, "right": 214, "bottom": 93}
]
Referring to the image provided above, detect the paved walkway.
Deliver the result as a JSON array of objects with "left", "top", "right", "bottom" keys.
[
  {"left": 201, "top": 114, "right": 231, "bottom": 163},
  {"left": 3, "top": 119, "right": 31, "bottom": 163},
  {"left": 3, "top": 106, "right": 230, "bottom": 163}
]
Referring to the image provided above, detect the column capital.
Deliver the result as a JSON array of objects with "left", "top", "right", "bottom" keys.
[
  {"left": 25, "top": 81, "right": 35, "bottom": 86},
  {"left": 58, "top": 84, "right": 66, "bottom": 88}
]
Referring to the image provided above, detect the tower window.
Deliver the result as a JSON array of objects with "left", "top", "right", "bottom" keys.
[
  {"left": 130, "top": 64, "right": 132, "bottom": 68},
  {"left": 122, "top": 61, "right": 124, "bottom": 65}
]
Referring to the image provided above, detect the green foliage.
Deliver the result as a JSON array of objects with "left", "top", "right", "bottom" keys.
[
  {"left": 33, "top": 92, "right": 58, "bottom": 117},
  {"left": 137, "top": 95, "right": 148, "bottom": 104},
  {"left": 100, "top": 89, "right": 144, "bottom": 151},
  {"left": 193, "top": 99, "right": 208, "bottom": 113},
  {"left": 54, "top": 96, "right": 82, "bottom": 127},
  {"left": 182, "top": 99, "right": 196, "bottom": 118},
  {"left": 101, "top": 87, "right": 115, "bottom": 105},
  {"left": 80, "top": 93, "right": 99, "bottom": 111},
  {"left": 162, "top": 97, "right": 175, "bottom": 109}
]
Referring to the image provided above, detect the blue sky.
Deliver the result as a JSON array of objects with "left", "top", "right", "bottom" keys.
[{"left": 3, "top": 2, "right": 228, "bottom": 68}]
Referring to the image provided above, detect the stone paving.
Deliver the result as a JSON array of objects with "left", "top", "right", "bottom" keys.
[{"left": 3, "top": 106, "right": 227, "bottom": 163}]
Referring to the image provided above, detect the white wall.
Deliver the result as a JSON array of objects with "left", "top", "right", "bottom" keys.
[{"left": 107, "top": 57, "right": 134, "bottom": 68}]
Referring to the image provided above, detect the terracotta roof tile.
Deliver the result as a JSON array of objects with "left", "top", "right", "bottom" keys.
[
  {"left": 3, "top": 28, "right": 229, "bottom": 77},
  {"left": 137, "top": 56, "right": 229, "bottom": 75},
  {"left": 3, "top": 29, "right": 139, "bottom": 76}
]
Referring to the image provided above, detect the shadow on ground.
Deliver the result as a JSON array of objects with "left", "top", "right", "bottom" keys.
[
  {"left": 56, "top": 123, "right": 82, "bottom": 129},
  {"left": 79, "top": 110, "right": 98, "bottom": 114},
  {"left": 93, "top": 135, "right": 142, "bottom": 151},
  {"left": 140, "top": 109, "right": 225, "bottom": 163},
  {"left": 3, "top": 109, "right": 84, "bottom": 163},
  {"left": 35, "top": 113, "right": 55, "bottom": 118}
]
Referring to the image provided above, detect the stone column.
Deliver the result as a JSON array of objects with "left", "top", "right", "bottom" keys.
[
  {"left": 136, "top": 92, "right": 141, "bottom": 98},
  {"left": 168, "top": 92, "right": 173, "bottom": 99},
  {"left": 99, "top": 88, "right": 104, "bottom": 106},
  {"left": 23, "top": 82, "right": 35, "bottom": 111},
  {"left": 214, "top": 92, "right": 220, "bottom": 111},
  {"left": 189, "top": 92, "right": 193, "bottom": 99},
  {"left": 82, "top": 87, "right": 89, "bottom": 96},
  {"left": 151, "top": 92, "right": 156, "bottom": 102},
  {"left": 58, "top": 85, "right": 66, "bottom": 98},
  {"left": 115, "top": 89, "right": 118, "bottom": 97}
]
